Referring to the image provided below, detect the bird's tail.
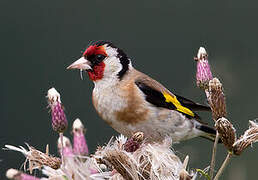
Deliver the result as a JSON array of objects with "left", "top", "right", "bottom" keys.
[{"left": 196, "top": 124, "right": 221, "bottom": 142}]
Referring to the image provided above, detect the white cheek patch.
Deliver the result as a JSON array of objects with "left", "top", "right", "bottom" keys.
[
  {"left": 105, "top": 56, "right": 122, "bottom": 73},
  {"left": 102, "top": 47, "right": 123, "bottom": 78}
]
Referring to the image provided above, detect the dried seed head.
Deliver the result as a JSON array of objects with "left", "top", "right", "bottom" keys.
[
  {"left": 4, "top": 144, "right": 61, "bottom": 170},
  {"left": 132, "top": 131, "right": 144, "bottom": 143},
  {"left": 233, "top": 120, "right": 258, "bottom": 155},
  {"left": 195, "top": 47, "right": 213, "bottom": 90},
  {"left": 179, "top": 169, "right": 193, "bottom": 180},
  {"left": 99, "top": 135, "right": 182, "bottom": 180},
  {"left": 104, "top": 149, "right": 134, "bottom": 179},
  {"left": 124, "top": 132, "right": 144, "bottom": 152},
  {"left": 47, "top": 87, "right": 68, "bottom": 133},
  {"left": 215, "top": 117, "right": 236, "bottom": 151},
  {"left": 57, "top": 136, "right": 73, "bottom": 157},
  {"left": 6, "top": 169, "right": 40, "bottom": 180},
  {"left": 179, "top": 155, "right": 193, "bottom": 180},
  {"left": 29, "top": 146, "right": 61, "bottom": 170},
  {"left": 72, "top": 118, "right": 89, "bottom": 156},
  {"left": 208, "top": 78, "right": 227, "bottom": 120}
]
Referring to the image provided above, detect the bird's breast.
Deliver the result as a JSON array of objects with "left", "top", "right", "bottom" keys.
[{"left": 92, "top": 83, "right": 150, "bottom": 135}]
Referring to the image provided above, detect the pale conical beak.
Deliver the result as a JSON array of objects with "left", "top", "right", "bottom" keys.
[{"left": 67, "top": 57, "right": 92, "bottom": 70}]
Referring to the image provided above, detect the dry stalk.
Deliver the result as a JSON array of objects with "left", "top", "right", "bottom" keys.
[
  {"left": 213, "top": 152, "right": 233, "bottom": 180},
  {"left": 209, "top": 131, "right": 219, "bottom": 179}
]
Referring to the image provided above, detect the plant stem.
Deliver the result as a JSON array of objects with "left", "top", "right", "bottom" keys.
[
  {"left": 209, "top": 131, "right": 219, "bottom": 179},
  {"left": 213, "top": 152, "right": 232, "bottom": 180},
  {"left": 59, "top": 132, "right": 64, "bottom": 165}
]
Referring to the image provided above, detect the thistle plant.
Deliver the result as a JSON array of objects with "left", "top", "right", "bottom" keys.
[
  {"left": 233, "top": 120, "right": 258, "bottom": 155},
  {"left": 72, "top": 118, "right": 89, "bottom": 156},
  {"left": 195, "top": 47, "right": 213, "bottom": 90},
  {"left": 212, "top": 120, "right": 258, "bottom": 180},
  {"left": 47, "top": 88, "right": 68, "bottom": 133},
  {"left": 47, "top": 87, "right": 68, "bottom": 165},
  {"left": 4, "top": 47, "right": 258, "bottom": 180},
  {"left": 195, "top": 47, "right": 219, "bottom": 178},
  {"left": 194, "top": 47, "right": 258, "bottom": 180}
]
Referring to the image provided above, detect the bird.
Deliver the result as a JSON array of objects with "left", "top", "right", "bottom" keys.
[{"left": 67, "top": 40, "right": 217, "bottom": 143}]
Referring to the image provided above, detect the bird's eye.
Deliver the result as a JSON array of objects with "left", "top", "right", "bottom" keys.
[{"left": 96, "top": 54, "right": 106, "bottom": 62}]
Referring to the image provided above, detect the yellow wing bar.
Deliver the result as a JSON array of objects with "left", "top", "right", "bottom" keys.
[{"left": 163, "top": 92, "right": 195, "bottom": 117}]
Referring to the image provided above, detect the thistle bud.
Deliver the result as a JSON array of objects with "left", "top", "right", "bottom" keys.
[
  {"left": 124, "top": 132, "right": 144, "bottom": 152},
  {"left": 57, "top": 136, "right": 73, "bottom": 157},
  {"left": 6, "top": 169, "right": 40, "bottom": 180},
  {"left": 47, "top": 88, "right": 68, "bottom": 133},
  {"left": 72, "top": 118, "right": 89, "bottom": 156},
  {"left": 195, "top": 47, "right": 213, "bottom": 90},
  {"left": 208, "top": 78, "right": 227, "bottom": 121},
  {"left": 233, "top": 120, "right": 258, "bottom": 155},
  {"left": 215, "top": 117, "right": 236, "bottom": 151}
]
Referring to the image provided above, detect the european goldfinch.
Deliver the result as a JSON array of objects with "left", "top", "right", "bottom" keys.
[{"left": 67, "top": 41, "right": 217, "bottom": 143}]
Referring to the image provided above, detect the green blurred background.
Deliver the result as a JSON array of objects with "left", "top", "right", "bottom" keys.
[{"left": 1, "top": 0, "right": 258, "bottom": 179}]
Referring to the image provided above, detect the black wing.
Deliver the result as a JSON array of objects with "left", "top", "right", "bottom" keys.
[
  {"left": 135, "top": 80, "right": 177, "bottom": 110},
  {"left": 135, "top": 80, "right": 210, "bottom": 119}
]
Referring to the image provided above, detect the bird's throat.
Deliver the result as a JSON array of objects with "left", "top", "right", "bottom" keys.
[{"left": 87, "top": 62, "right": 105, "bottom": 81}]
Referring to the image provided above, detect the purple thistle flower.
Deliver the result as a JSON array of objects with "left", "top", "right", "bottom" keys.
[
  {"left": 195, "top": 47, "right": 213, "bottom": 90},
  {"left": 58, "top": 136, "right": 74, "bottom": 157},
  {"left": 124, "top": 132, "right": 144, "bottom": 152},
  {"left": 47, "top": 88, "right": 68, "bottom": 133},
  {"left": 72, "top": 118, "right": 89, "bottom": 156},
  {"left": 6, "top": 169, "right": 40, "bottom": 180},
  {"left": 124, "top": 138, "right": 140, "bottom": 152}
]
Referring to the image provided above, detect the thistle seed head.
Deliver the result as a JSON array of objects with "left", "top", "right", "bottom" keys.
[
  {"left": 233, "top": 120, "right": 258, "bottom": 155},
  {"left": 215, "top": 117, "right": 236, "bottom": 151},
  {"left": 4, "top": 144, "right": 61, "bottom": 171},
  {"left": 132, "top": 131, "right": 144, "bottom": 143},
  {"left": 208, "top": 78, "right": 227, "bottom": 121}
]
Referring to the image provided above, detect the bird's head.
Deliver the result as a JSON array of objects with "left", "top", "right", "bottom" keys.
[{"left": 67, "top": 41, "right": 131, "bottom": 82}]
